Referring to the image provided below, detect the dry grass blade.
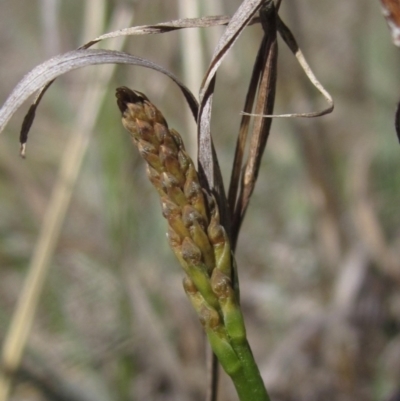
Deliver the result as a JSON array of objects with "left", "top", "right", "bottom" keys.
[
  {"left": 81, "top": 15, "right": 260, "bottom": 49},
  {"left": 229, "top": 2, "right": 278, "bottom": 248},
  {"left": 197, "top": 0, "right": 267, "bottom": 235},
  {"left": 199, "top": 0, "right": 266, "bottom": 95},
  {"left": 0, "top": 49, "right": 198, "bottom": 156},
  {"left": 227, "top": 38, "right": 264, "bottom": 225},
  {"left": 177, "top": 0, "right": 204, "bottom": 157}
]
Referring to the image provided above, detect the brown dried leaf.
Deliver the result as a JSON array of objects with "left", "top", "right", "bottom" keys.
[
  {"left": 228, "top": 4, "right": 334, "bottom": 248},
  {"left": 230, "top": 2, "right": 278, "bottom": 248},
  {"left": 197, "top": 0, "right": 267, "bottom": 235},
  {"left": 227, "top": 39, "right": 264, "bottom": 223}
]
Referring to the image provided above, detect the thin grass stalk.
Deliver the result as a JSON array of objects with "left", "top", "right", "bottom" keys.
[
  {"left": 178, "top": 0, "right": 203, "bottom": 158},
  {"left": 82, "top": 0, "right": 106, "bottom": 46},
  {"left": 0, "top": 5, "right": 133, "bottom": 400},
  {"left": 39, "top": 0, "right": 61, "bottom": 57},
  {"left": 202, "top": 0, "right": 225, "bottom": 52}
]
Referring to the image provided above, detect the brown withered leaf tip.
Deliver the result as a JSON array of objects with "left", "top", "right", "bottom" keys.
[
  {"left": 116, "top": 86, "right": 150, "bottom": 114},
  {"left": 19, "top": 104, "right": 37, "bottom": 158},
  {"left": 395, "top": 101, "right": 400, "bottom": 142}
]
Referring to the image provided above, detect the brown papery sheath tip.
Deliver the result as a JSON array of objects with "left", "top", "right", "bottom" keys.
[{"left": 115, "top": 87, "right": 150, "bottom": 113}]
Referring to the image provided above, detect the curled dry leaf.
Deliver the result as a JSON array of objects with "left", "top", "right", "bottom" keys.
[
  {"left": 0, "top": 49, "right": 198, "bottom": 157},
  {"left": 0, "top": 14, "right": 261, "bottom": 157},
  {"left": 240, "top": 15, "right": 334, "bottom": 120}
]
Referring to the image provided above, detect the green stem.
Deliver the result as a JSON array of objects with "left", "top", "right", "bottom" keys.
[
  {"left": 209, "top": 269, "right": 270, "bottom": 401},
  {"left": 185, "top": 279, "right": 270, "bottom": 400},
  {"left": 207, "top": 326, "right": 270, "bottom": 401},
  {"left": 230, "top": 339, "right": 271, "bottom": 401}
]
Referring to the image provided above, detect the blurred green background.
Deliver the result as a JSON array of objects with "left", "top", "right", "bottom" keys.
[{"left": 1, "top": 1, "right": 400, "bottom": 400}]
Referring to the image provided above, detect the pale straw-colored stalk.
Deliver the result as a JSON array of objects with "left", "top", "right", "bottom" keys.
[
  {"left": 0, "top": 3, "right": 134, "bottom": 400},
  {"left": 39, "top": 0, "right": 61, "bottom": 57},
  {"left": 178, "top": 0, "right": 204, "bottom": 158}
]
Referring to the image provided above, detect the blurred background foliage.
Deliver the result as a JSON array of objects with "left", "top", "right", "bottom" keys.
[{"left": 0, "top": 0, "right": 400, "bottom": 400}]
